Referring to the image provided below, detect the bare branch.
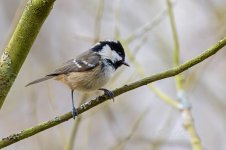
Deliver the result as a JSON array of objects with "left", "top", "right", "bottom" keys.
[
  {"left": 167, "top": 0, "right": 203, "bottom": 149},
  {"left": 0, "top": 36, "right": 226, "bottom": 149}
]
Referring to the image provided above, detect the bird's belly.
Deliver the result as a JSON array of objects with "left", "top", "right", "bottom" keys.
[
  {"left": 79, "top": 75, "right": 110, "bottom": 92},
  {"left": 56, "top": 65, "right": 114, "bottom": 92}
]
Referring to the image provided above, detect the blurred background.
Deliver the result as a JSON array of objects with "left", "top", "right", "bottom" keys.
[{"left": 1, "top": 0, "right": 226, "bottom": 149}]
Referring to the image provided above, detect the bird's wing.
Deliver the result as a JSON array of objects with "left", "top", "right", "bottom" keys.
[{"left": 47, "top": 50, "right": 100, "bottom": 76}]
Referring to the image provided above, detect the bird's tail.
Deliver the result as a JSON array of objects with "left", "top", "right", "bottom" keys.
[{"left": 26, "top": 76, "right": 54, "bottom": 87}]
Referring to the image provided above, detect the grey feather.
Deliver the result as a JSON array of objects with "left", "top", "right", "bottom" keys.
[
  {"left": 26, "top": 50, "right": 100, "bottom": 86},
  {"left": 47, "top": 50, "right": 100, "bottom": 76},
  {"left": 26, "top": 76, "right": 54, "bottom": 87}
]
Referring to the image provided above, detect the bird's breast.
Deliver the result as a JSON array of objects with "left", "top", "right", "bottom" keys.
[{"left": 56, "top": 64, "right": 115, "bottom": 92}]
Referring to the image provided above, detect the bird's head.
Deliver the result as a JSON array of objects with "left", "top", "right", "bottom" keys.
[{"left": 91, "top": 40, "right": 129, "bottom": 69}]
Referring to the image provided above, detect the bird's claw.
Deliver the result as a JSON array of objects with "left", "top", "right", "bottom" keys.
[
  {"left": 72, "top": 107, "right": 78, "bottom": 119},
  {"left": 99, "top": 88, "right": 115, "bottom": 102}
]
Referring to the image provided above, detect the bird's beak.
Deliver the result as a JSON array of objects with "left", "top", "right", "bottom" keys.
[{"left": 122, "top": 61, "right": 130, "bottom": 67}]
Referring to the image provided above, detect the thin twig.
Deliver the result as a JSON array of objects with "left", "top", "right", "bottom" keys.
[
  {"left": 125, "top": 0, "right": 177, "bottom": 43},
  {"left": 122, "top": 40, "right": 179, "bottom": 108},
  {"left": 167, "top": 0, "right": 183, "bottom": 90},
  {"left": 94, "top": 0, "right": 105, "bottom": 42},
  {"left": 73, "top": 34, "right": 95, "bottom": 43},
  {"left": 114, "top": 0, "right": 121, "bottom": 39},
  {"left": 150, "top": 108, "right": 177, "bottom": 149},
  {"left": 167, "top": 0, "right": 203, "bottom": 149},
  {"left": 0, "top": 36, "right": 226, "bottom": 148},
  {"left": 114, "top": 107, "right": 150, "bottom": 150}
]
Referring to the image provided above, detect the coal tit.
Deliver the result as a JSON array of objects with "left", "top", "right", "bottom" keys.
[{"left": 26, "top": 40, "right": 129, "bottom": 119}]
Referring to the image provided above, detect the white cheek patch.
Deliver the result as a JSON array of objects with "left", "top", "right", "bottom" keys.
[
  {"left": 99, "top": 45, "right": 122, "bottom": 62},
  {"left": 73, "top": 59, "right": 82, "bottom": 68},
  {"left": 98, "top": 45, "right": 112, "bottom": 60},
  {"left": 111, "top": 50, "right": 122, "bottom": 61}
]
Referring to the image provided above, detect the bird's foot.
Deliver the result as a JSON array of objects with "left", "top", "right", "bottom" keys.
[
  {"left": 99, "top": 88, "right": 115, "bottom": 102},
  {"left": 72, "top": 107, "right": 78, "bottom": 119}
]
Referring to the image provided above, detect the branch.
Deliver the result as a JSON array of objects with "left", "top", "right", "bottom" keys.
[
  {"left": 93, "top": 0, "right": 105, "bottom": 42},
  {"left": 124, "top": 0, "right": 177, "bottom": 43},
  {"left": 0, "top": 0, "right": 56, "bottom": 109},
  {"left": 167, "top": 0, "right": 183, "bottom": 90},
  {"left": 0, "top": 36, "right": 226, "bottom": 148},
  {"left": 64, "top": 94, "right": 88, "bottom": 150},
  {"left": 122, "top": 41, "right": 179, "bottom": 108},
  {"left": 167, "top": 0, "right": 203, "bottom": 149},
  {"left": 113, "top": 107, "right": 149, "bottom": 150}
]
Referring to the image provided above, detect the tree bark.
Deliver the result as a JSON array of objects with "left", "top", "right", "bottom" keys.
[{"left": 0, "top": 0, "right": 56, "bottom": 109}]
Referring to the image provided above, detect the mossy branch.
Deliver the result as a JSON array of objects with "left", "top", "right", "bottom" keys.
[
  {"left": 0, "top": 36, "right": 226, "bottom": 149},
  {"left": 0, "top": 0, "right": 55, "bottom": 109}
]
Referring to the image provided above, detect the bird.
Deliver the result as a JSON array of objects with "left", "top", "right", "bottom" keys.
[{"left": 26, "top": 40, "right": 129, "bottom": 119}]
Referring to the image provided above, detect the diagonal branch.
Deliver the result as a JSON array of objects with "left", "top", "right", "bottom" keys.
[
  {"left": 0, "top": 36, "right": 226, "bottom": 149},
  {"left": 0, "top": 0, "right": 56, "bottom": 109}
]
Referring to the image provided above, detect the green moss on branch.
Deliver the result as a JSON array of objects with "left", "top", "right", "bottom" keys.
[{"left": 0, "top": 0, "right": 55, "bottom": 108}]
